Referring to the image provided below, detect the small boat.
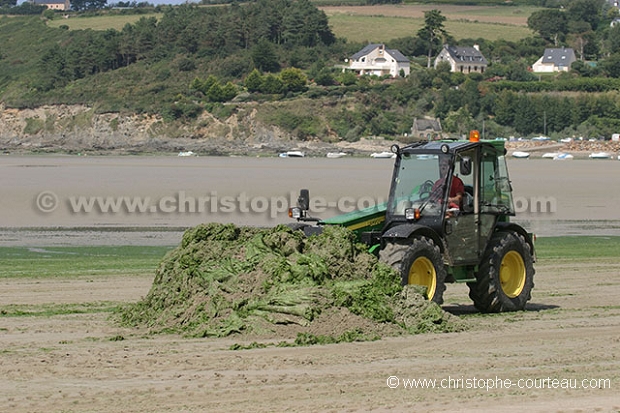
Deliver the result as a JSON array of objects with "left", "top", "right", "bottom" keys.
[
  {"left": 553, "top": 153, "right": 573, "bottom": 160},
  {"left": 512, "top": 151, "right": 530, "bottom": 159},
  {"left": 178, "top": 151, "right": 196, "bottom": 157},
  {"left": 542, "top": 152, "right": 559, "bottom": 159},
  {"left": 326, "top": 152, "right": 347, "bottom": 158},
  {"left": 589, "top": 152, "right": 612, "bottom": 159},
  {"left": 279, "top": 151, "right": 305, "bottom": 158},
  {"left": 370, "top": 151, "right": 396, "bottom": 159}
]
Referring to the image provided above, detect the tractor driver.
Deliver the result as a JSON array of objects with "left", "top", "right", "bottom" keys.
[{"left": 433, "top": 156, "right": 465, "bottom": 210}]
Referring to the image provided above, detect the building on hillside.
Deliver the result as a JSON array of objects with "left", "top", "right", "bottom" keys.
[
  {"left": 346, "top": 44, "right": 410, "bottom": 78},
  {"left": 434, "top": 45, "right": 488, "bottom": 74},
  {"left": 31, "top": 0, "right": 70, "bottom": 10},
  {"left": 411, "top": 118, "right": 442, "bottom": 141},
  {"left": 531, "top": 48, "right": 577, "bottom": 73}
]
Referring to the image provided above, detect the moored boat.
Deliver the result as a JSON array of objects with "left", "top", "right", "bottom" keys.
[
  {"left": 279, "top": 151, "right": 305, "bottom": 158},
  {"left": 326, "top": 152, "right": 347, "bottom": 158},
  {"left": 512, "top": 151, "right": 530, "bottom": 159},
  {"left": 370, "top": 151, "right": 396, "bottom": 159},
  {"left": 589, "top": 152, "right": 612, "bottom": 159}
]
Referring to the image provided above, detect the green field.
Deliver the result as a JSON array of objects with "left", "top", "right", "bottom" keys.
[
  {"left": 0, "top": 245, "right": 172, "bottom": 278},
  {"left": 47, "top": 6, "right": 534, "bottom": 42},
  {"left": 1, "top": 236, "right": 618, "bottom": 279},
  {"left": 326, "top": 14, "right": 533, "bottom": 43},
  {"left": 533, "top": 236, "right": 620, "bottom": 262}
]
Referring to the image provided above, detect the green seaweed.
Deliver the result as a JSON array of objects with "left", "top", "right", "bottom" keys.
[{"left": 115, "top": 222, "right": 466, "bottom": 342}]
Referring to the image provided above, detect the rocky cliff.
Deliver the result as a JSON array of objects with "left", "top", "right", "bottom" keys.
[{"left": 0, "top": 104, "right": 304, "bottom": 156}]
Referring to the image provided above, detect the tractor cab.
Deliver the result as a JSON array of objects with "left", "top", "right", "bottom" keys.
[{"left": 384, "top": 137, "right": 516, "bottom": 267}]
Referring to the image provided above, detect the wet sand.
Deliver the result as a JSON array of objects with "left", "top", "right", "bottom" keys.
[
  {"left": 1, "top": 155, "right": 619, "bottom": 245},
  {"left": 2, "top": 155, "right": 620, "bottom": 413}
]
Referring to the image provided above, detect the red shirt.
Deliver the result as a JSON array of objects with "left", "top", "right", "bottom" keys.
[
  {"left": 448, "top": 175, "right": 464, "bottom": 198},
  {"left": 432, "top": 175, "right": 464, "bottom": 208}
]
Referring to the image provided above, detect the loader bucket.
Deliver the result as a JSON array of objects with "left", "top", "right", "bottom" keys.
[{"left": 321, "top": 203, "right": 387, "bottom": 239}]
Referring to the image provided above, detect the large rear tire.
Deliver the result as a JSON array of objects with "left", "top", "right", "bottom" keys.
[
  {"left": 379, "top": 237, "right": 447, "bottom": 305},
  {"left": 468, "top": 231, "right": 535, "bottom": 313}
]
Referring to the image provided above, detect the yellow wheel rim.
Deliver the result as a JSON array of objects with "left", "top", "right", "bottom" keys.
[
  {"left": 408, "top": 257, "right": 436, "bottom": 300},
  {"left": 500, "top": 251, "right": 526, "bottom": 298}
]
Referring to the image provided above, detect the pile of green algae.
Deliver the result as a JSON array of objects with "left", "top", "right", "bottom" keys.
[{"left": 116, "top": 223, "right": 465, "bottom": 344}]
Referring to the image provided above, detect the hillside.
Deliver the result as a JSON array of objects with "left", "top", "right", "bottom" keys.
[
  {"left": 2, "top": 102, "right": 618, "bottom": 157},
  {"left": 0, "top": 103, "right": 297, "bottom": 155},
  {"left": 3, "top": 3, "right": 620, "bottom": 153},
  {"left": 0, "top": 102, "right": 399, "bottom": 156}
]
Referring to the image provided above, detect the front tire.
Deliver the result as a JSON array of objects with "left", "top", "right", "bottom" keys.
[
  {"left": 468, "top": 231, "right": 535, "bottom": 313},
  {"left": 380, "top": 237, "right": 447, "bottom": 305}
]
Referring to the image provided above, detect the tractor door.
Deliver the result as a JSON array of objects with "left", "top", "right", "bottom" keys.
[
  {"left": 475, "top": 147, "right": 508, "bottom": 257},
  {"left": 444, "top": 146, "right": 512, "bottom": 265},
  {"left": 443, "top": 148, "right": 480, "bottom": 265}
]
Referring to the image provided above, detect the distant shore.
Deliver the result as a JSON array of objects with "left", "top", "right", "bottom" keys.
[
  {"left": 3, "top": 154, "right": 620, "bottom": 246},
  {"left": 3, "top": 136, "right": 620, "bottom": 159},
  {"left": 506, "top": 139, "right": 620, "bottom": 160}
]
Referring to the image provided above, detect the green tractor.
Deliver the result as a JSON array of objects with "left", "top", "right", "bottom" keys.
[{"left": 289, "top": 133, "right": 535, "bottom": 312}]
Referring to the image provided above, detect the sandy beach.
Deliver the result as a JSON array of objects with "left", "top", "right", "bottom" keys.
[
  {"left": 1, "top": 154, "right": 620, "bottom": 245},
  {"left": 1, "top": 153, "right": 619, "bottom": 413}
]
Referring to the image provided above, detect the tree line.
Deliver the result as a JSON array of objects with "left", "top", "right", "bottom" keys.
[
  {"left": 5, "top": 0, "right": 620, "bottom": 139},
  {"left": 35, "top": 0, "right": 335, "bottom": 90}
]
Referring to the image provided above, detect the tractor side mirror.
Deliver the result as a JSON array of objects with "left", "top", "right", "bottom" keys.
[
  {"left": 298, "top": 189, "right": 310, "bottom": 211},
  {"left": 460, "top": 157, "right": 472, "bottom": 176}
]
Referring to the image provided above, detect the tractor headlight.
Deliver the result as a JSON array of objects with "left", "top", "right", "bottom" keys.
[
  {"left": 404, "top": 208, "right": 420, "bottom": 221},
  {"left": 289, "top": 207, "right": 302, "bottom": 219}
]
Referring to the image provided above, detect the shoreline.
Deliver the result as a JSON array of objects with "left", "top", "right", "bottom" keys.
[
  {"left": 1, "top": 136, "right": 404, "bottom": 158},
  {"left": 2, "top": 138, "right": 619, "bottom": 159},
  {"left": 2, "top": 219, "right": 620, "bottom": 247},
  {"left": 3, "top": 150, "right": 620, "bottom": 245}
]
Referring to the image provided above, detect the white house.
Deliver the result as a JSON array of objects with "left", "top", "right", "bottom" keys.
[
  {"left": 532, "top": 48, "right": 577, "bottom": 73},
  {"left": 434, "top": 45, "right": 488, "bottom": 74},
  {"left": 32, "top": 0, "right": 70, "bottom": 10},
  {"left": 347, "top": 44, "right": 410, "bottom": 78}
]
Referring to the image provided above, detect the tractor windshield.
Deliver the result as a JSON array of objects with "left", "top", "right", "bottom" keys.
[{"left": 388, "top": 153, "right": 450, "bottom": 217}]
